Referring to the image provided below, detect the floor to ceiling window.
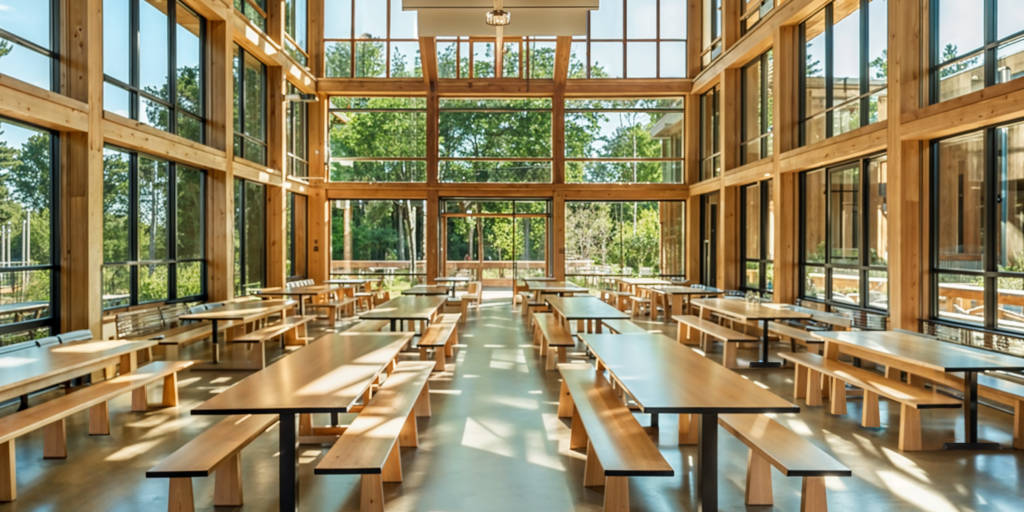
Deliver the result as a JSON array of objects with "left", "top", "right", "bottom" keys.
[
  {"left": 324, "top": 0, "right": 421, "bottom": 78},
  {"left": 800, "top": 154, "right": 888, "bottom": 311},
  {"left": 701, "top": 0, "right": 723, "bottom": 69},
  {"left": 286, "top": 192, "right": 307, "bottom": 280},
  {"left": 442, "top": 200, "right": 549, "bottom": 283},
  {"left": 284, "top": 0, "right": 308, "bottom": 66},
  {"left": 439, "top": 99, "right": 552, "bottom": 183},
  {"left": 233, "top": 44, "right": 267, "bottom": 165},
  {"left": 0, "top": 0, "right": 59, "bottom": 91},
  {"left": 104, "top": 0, "right": 206, "bottom": 143},
  {"left": 328, "top": 97, "right": 426, "bottom": 182},
  {"left": 741, "top": 50, "right": 774, "bottom": 164},
  {"left": 102, "top": 146, "right": 205, "bottom": 309},
  {"left": 579, "top": 0, "right": 688, "bottom": 79},
  {"left": 932, "top": 0, "right": 1024, "bottom": 103},
  {"left": 0, "top": 117, "right": 58, "bottom": 346},
  {"left": 741, "top": 180, "right": 774, "bottom": 295},
  {"left": 437, "top": 36, "right": 547, "bottom": 79},
  {"left": 286, "top": 84, "right": 309, "bottom": 179},
  {"left": 330, "top": 199, "right": 426, "bottom": 290},
  {"left": 799, "top": 0, "right": 887, "bottom": 147},
  {"left": 234, "top": 179, "right": 265, "bottom": 295},
  {"left": 565, "top": 99, "right": 685, "bottom": 184},
  {"left": 741, "top": 0, "right": 776, "bottom": 35},
  {"left": 235, "top": 0, "right": 267, "bottom": 32},
  {"left": 700, "top": 85, "right": 721, "bottom": 181}
]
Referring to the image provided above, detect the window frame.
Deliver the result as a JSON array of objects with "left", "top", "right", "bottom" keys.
[
  {"left": 234, "top": 44, "right": 268, "bottom": 166},
  {"left": 234, "top": 178, "right": 267, "bottom": 296},
  {"left": 583, "top": 0, "right": 689, "bottom": 79},
  {"left": 699, "top": 85, "right": 721, "bottom": 181},
  {"left": 323, "top": 0, "right": 422, "bottom": 78},
  {"left": 327, "top": 96, "right": 428, "bottom": 183},
  {"left": 740, "top": 49, "right": 774, "bottom": 165},
  {"left": 236, "top": 0, "right": 268, "bottom": 31},
  {"left": 286, "top": 191, "right": 308, "bottom": 281},
  {"left": 740, "top": 180, "right": 773, "bottom": 295},
  {"left": 284, "top": 0, "right": 309, "bottom": 66},
  {"left": 741, "top": 0, "right": 776, "bottom": 35},
  {"left": 701, "top": 0, "right": 723, "bottom": 69},
  {"left": 0, "top": 0, "right": 61, "bottom": 92},
  {"left": 286, "top": 83, "right": 309, "bottom": 179}
]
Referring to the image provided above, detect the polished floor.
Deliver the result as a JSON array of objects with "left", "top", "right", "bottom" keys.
[{"left": 2, "top": 294, "right": 1023, "bottom": 511}]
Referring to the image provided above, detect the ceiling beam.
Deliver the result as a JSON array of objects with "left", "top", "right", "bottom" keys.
[
  {"left": 554, "top": 36, "right": 572, "bottom": 90},
  {"left": 420, "top": 37, "right": 439, "bottom": 94}
]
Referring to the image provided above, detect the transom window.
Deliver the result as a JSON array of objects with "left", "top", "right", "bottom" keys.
[
  {"left": 439, "top": 99, "right": 553, "bottom": 183},
  {"left": 286, "top": 84, "right": 309, "bottom": 179},
  {"left": 234, "top": 178, "right": 266, "bottom": 295},
  {"left": 0, "top": 0, "right": 60, "bottom": 92},
  {"left": 284, "top": 0, "right": 308, "bottom": 66},
  {"left": 324, "top": 0, "right": 421, "bottom": 78},
  {"left": 699, "top": 85, "right": 721, "bottom": 181},
  {"left": 233, "top": 44, "right": 267, "bottom": 165},
  {"left": 328, "top": 97, "right": 427, "bottom": 182},
  {"left": 932, "top": 0, "right": 1024, "bottom": 103}
]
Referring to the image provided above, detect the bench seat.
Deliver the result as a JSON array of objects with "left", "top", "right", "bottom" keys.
[
  {"left": 628, "top": 296, "right": 651, "bottom": 317},
  {"left": 768, "top": 322, "right": 823, "bottom": 353},
  {"left": 232, "top": 316, "right": 314, "bottom": 344},
  {"left": 418, "top": 314, "right": 460, "bottom": 371},
  {"left": 346, "top": 319, "right": 390, "bottom": 333},
  {"left": 719, "top": 414, "right": 851, "bottom": 509},
  {"left": 308, "top": 298, "right": 359, "bottom": 322},
  {"left": 146, "top": 414, "right": 278, "bottom": 510},
  {"left": 557, "top": 364, "right": 673, "bottom": 512},
  {"left": 315, "top": 361, "right": 434, "bottom": 512},
  {"left": 602, "top": 320, "right": 648, "bottom": 335},
  {"left": 779, "top": 352, "right": 961, "bottom": 451},
  {"left": 533, "top": 313, "right": 576, "bottom": 371},
  {"left": 672, "top": 315, "right": 758, "bottom": 368}
]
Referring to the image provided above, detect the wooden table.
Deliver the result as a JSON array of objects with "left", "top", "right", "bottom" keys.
[
  {"left": 545, "top": 296, "right": 630, "bottom": 333},
  {"left": 402, "top": 285, "right": 450, "bottom": 296},
  {"left": 812, "top": 330, "right": 1024, "bottom": 450},
  {"left": 359, "top": 295, "right": 447, "bottom": 331},
  {"left": 192, "top": 332, "right": 413, "bottom": 512},
  {"left": 652, "top": 286, "right": 725, "bottom": 317},
  {"left": 435, "top": 276, "right": 471, "bottom": 296},
  {"left": 617, "top": 277, "right": 672, "bottom": 294},
  {"left": 692, "top": 299, "right": 811, "bottom": 368},
  {"left": 579, "top": 333, "right": 798, "bottom": 512},
  {"left": 0, "top": 339, "right": 158, "bottom": 404},
  {"left": 179, "top": 300, "right": 297, "bottom": 364},
  {"left": 325, "top": 278, "right": 370, "bottom": 286},
  {"left": 255, "top": 284, "right": 343, "bottom": 315},
  {"left": 523, "top": 277, "right": 556, "bottom": 282},
  {"left": 526, "top": 281, "right": 587, "bottom": 297}
]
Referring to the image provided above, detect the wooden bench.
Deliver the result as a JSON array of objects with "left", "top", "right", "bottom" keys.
[
  {"left": 460, "top": 282, "right": 483, "bottom": 324},
  {"left": 346, "top": 319, "right": 389, "bottom": 333},
  {"left": 314, "top": 361, "right": 435, "bottom": 512},
  {"left": 418, "top": 314, "right": 460, "bottom": 371},
  {"left": 672, "top": 315, "right": 758, "bottom": 368},
  {"left": 0, "top": 360, "right": 193, "bottom": 502},
  {"left": 628, "top": 296, "right": 651, "bottom": 317},
  {"left": 557, "top": 364, "right": 673, "bottom": 512},
  {"left": 778, "top": 352, "right": 962, "bottom": 451},
  {"left": 769, "top": 305, "right": 852, "bottom": 354},
  {"left": 719, "top": 414, "right": 851, "bottom": 510},
  {"left": 229, "top": 316, "right": 315, "bottom": 368},
  {"left": 533, "top": 313, "right": 576, "bottom": 371},
  {"left": 308, "top": 297, "right": 359, "bottom": 323},
  {"left": 602, "top": 320, "right": 649, "bottom": 335},
  {"left": 146, "top": 414, "right": 278, "bottom": 511}
]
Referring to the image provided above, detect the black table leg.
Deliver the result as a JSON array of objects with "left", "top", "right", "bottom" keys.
[
  {"left": 280, "top": 412, "right": 299, "bottom": 512},
  {"left": 697, "top": 413, "right": 718, "bottom": 512},
  {"left": 650, "top": 413, "right": 659, "bottom": 429},
  {"left": 944, "top": 370, "right": 1001, "bottom": 450},
  {"left": 749, "top": 320, "right": 781, "bottom": 368},
  {"left": 390, "top": 319, "right": 397, "bottom": 332},
  {"left": 211, "top": 319, "right": 220, "bottom": 364},
  {"left": 330, "top": 412, "right": 339, "bottom": 426}
]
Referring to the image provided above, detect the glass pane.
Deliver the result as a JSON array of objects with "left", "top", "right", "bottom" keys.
[
  {"left": 103, "top": 0, "right": 130, "bottom": 84},
  {"left": 286, "top": 0, "right": 308, "bottom": 49},
  {"left": 103, "top": 147, "right": 131, "bottom": 263},
  {"left": 176, "top": 3, "right": 203, "bottom": 115},
  {"left": 743, "top": 59, "right": 762, "bottom": 145},
  {"left": 390, "top": 0, "right": 417, "bottom": 39},
  {"left": 330, "top": 161, "right": 426, "bottom": 182},
  {"left": 0, "top": 326, "right": 51, "bottom": 348},
  {"left": 660, "top": 0, "right": 687, "bottom": 39},
  {"left": 102, "top": 266, "right": 131, "bottom": 309},
  {"left": 0, "top": 119, "right": 53, "bottom": 267},
  {"left": 440, "top": 100, "right": 551, "bottom": 158},
  {"left": 244, "top": 181, "right": 266, "bottom": 289},
  {"left": 766, "top": 179, "right": 775, "bottom": 259},
  {"left": 503, "top": 42, "right": 520, "bottom": 78},
  {"left": 996, "top": 38, "right": 1024, "bottom": 84},
  {"left": 286, "top": 193, "right": 294, "bottom": 277},
  {"left": 766, "top": 262, "right": 775, "bottom": 292},
  {"left": 140, "top": 0, "right": 170, "bottom": 98},
  {"left": 244, "top": 139, "right": 265, "bottom": 165},
  {"left": 0, "top": 37, "right": 53, "bottom": 91},
  {"left": 938, "top": 53, "right": 985, "bottom": 102},
  {"left": 868, "top": 0, "right": 887, "bottom": 86},
  {"left": 139, "top": 264, "right": 169, "bottom": 303},
  {"left": 325, "top": 0, "right": 352, "bottom": 39},
  {"left": 439, "top": 161, "right": 551, "bottom": 184},
  {"left": 177, "top": 261, "right": 203, "bottom": 298},
  {"left": 243, "top": 51, "right": 265, "bottom": 141},
  {"left": 997, "top": 276, "right": 1024, "bottom": 332},
  {"left": 868, "top": 269, "right": 888, "bottom": 309},
  {"left": 998, "top": 0, "right": 1024, "bottom": 40},
  {"left": 745, "top": 261, "right": 761, "bottom": 289},
  {"left": 177, "top": 166, "right": 203, "bottom": 260},
  {"left": 868, "top": 89, "right": 888, "bottom": 124},
  {"left": 804, "top": 265, "right": 826, "bottom": 301},
  {"left": 354, "top": 0, "right": 386, "bottom": 39},
  {"left": 832, "top": 99, "right": 860, "bottom": 137},
  {"left": 803, "top": 9, "right": 827, "bottom": 120},
  {"left": 592, "top": 0, "right": 624, "bottom": 39},
  {"left": 591, "top": 42, "right": 624, "bottom": 78},
  {"left": 803, "top": 112, "right": 826, "bottom": 146},
  {"left": 390, "top": 41, "right": 422, "bottom": 77},
  {"left": 355, "top": 40, "right": 387, "bottom": 77},
  {"left": 937, "top": 0, "right": 984, "bottom": 62},
  {"left": 831, "top": 268, "right": 861, "bottom": 306},
  {"left": 529, "top": 41, "right": 556, "bottom": 79},
  {"left": 831, "top": 0, "right": 860, "bottom": 109},
  {"left": 473, "top": 42, "right": 494, "bottom": 78},
  {"left": 627, "top": 0, "right": 656, "bottom": 39},
  {"left": 627, "top": 42, "right": 657, "bottom": 78},
  {"left": 867, "top": 155, "right": 888, "bottom": 266},
  {"left": 138, "top": 156, "right": 169, "bottom": 261},
  {"left": 745, "top": 184, "right": 761, "bottom": 259},
  {"left": 997, "top": 122, "right": 1024, "bottom": 272},
  {"left": 334, "top": 200, "right": 425, "bottom": 277},
  {"left": 177, "top": 112, "right": 202, "bottom": 143},
  {"left": 570, "top": 41, "right": 587, "bottom": 78},
  {"left": 937, "top": 273, "right": 985, "bottom": 323},
  {"left": 325, "top": 41, "right": 353, "bottom": 77},
  {"left": 937, "top": 131, "right": 985, "bottom": 271},
  {"left": 660, "top": 41, "right": 687, "bottom": 78},
  {"left": 0, "top": 0, "right": 51, "bottom": 49},
  {"left": 140, "top": 96, "right": 170, "bottom": 132},
  {"left": 565, "top": 161, "right": 682, "bottom": 184},
  {"left": 829, "top": 165, "right": 860, "bottom": 264},
  {"left": 804, "top": 169, "right": 826, "bottom": 263}
]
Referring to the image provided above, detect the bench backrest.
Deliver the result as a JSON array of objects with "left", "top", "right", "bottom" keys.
[
  {"left": 159, "top": 304, "right": 191, "bottom": 328},
  {"left": 467, "top": 281, "right": 483, "bottom": 298},
  {"left": 116, "top": 308, "right": 166, "bottom": 339},
  {"left": 57, "top": 330, "right": 93, "bottom": 343},
  {"left": 35, "top": 336, "right": 61, "bottom": 348}
]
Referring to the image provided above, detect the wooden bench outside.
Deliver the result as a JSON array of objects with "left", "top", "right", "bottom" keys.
[
  {"left": 418, "top": 314, "right": 460, "bottom": 371},
  {"left": 719, "top": 414, "right": 851, "bottom": 510},
  {"left": 602, "top": 320, "right": 648, "bottom": 335},
  {"left": 0, "top": 360, "right": 193, "bottom": 502},
  {"left": 533, "top": 313, "right": 576, "bottom": 370},
  {"left": 146, "top": 414, "right": 278, "bottom": 511},
  {"left": 672, "top": 315, "right": 758, "bottom": 368},
  {"left": 460, "top": 282, "right": 483, "bottom": 324},
  {"left": 557, "top": 364, "right": 673, "bottom": 512},
  {"left": 346, "top": 320, "right": 389, "bottom": 333},
  {"left": 116, "top": 308, "right": 165, "bottom": 339},
  {"left": 778, "top": 352, "right": 961, "bottom": 451},
  {"left": 314, "top": 361, "right": 435, "bottom": 512}
]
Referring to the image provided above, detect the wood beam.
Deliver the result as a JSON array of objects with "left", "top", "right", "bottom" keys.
[
  {"left": 564, "top": 79, "right": 690, "bottom": 97},
  {"left": 232, "top": 10, "right": 316, "bottom": 94},
  {"left": 723, "top": 159, "right": 774, "bottom": 188},
  {"left": 102, "top": 112, "right": 228, "bottom": 171},
  {"left": 420, "top": 37, "right": 438, "bottom": 92},
  {"left": 718, "top": 185, "right": 739, "bottom": 290},
  {"left": 778, "top": 122, "right": 888, "bottom": 174},
  {"left": 553, "top": 36, "right": 571, "bottom": 185},
  {"left": 553, "top": 191, "right": 566, "bottom": 280},
  {"left": 687, "top": 0, "right": 702, "bottom": 79},
  {"left": 317, "top": 78, "right": 428, "bottom": 96},
  {"left": 206, "top": 15, "right": 236, "bottom": 301},
  {"left": 900, "top": 79, "right": 1024, "bottom": 141},
  {"left": 308, "top": 0, "right": 325, "bottom": 77},
  {"left": 233, "top": 157, "right": 284, "bottom": 186},
  {"left": 0, "top": 74, "right": 89, "bottom": 132}
]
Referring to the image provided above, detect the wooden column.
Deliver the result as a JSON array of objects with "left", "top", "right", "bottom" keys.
[
  {"left": 426, "top": 190, "right": 439, "bottom": 283},
  {"left": 722, "top": 0, "right": 741, "bottom": 50},
  {"left": 61, "top": 0, "right": 104, "bottom": 337},
  {"left": 718, "top": 185, "right": 739, "bottom": 291},
  {"left": 266, "top": 0, "right": 285, "bottom": 46},
  {"left": 308, "top": 187, "right": 329, "bottom": 283},
  {"left": 553, "top": 191, "right": 566, "bottom": 280},
  {"left": 553, "top": 36, "right": 571, "bottom": 184},
  {"left": 267, "top": 185, "right": 287, "bottom": 287},
  {"left": 308, "top": 0, "right": 324, "bottom": 77},
  {"left": 687, "top": 0, "right": 702, "bottom": 79},
  {"left": 684, "top": 92, "right": 703, "bottom": 281},
  {"left": 266, "top": 67, "right": 287, "bottom": 287},
  {"left": 772, "top": 25, "right": 799, "bottom": 303},
  {"left": 206, "top": 14, "right": 236, "bottom": 301}
]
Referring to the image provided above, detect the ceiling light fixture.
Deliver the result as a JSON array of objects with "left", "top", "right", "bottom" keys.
[{"left": 486, "top": 9, "right": 510, "bottom": 26}]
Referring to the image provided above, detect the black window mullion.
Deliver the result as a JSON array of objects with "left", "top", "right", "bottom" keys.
[
  {"left": 984, "top": 127, "right": 999, "bottom": 328},
  {"left": 859, "top": 0, "right": 870, "bottom": 128},
  {"left": 168, "top": 164, "right": 178, "bottom": 300},
  {"left": 129, "top": 0, "right": 140, "bottom": 121},
  {"left": 168, "top": 1, "right": 178, "bottom": 136},
  {"left": 824, "top": 4, "right": 834, "bottom": 139},
  {"left": 129, "top": 153, "right": 140, "bottom": 306},
  {"left": 984, "top": 0, "right": 996, "bottom": 87}
]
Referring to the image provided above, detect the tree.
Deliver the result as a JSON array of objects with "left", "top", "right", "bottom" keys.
[
  {"left": 870, "top": 49, "right": 888, "bottom": 80},
  {"left": 0, "top": 40, "right": 11, "bottom": 60},
  {"left": 940, "top": 44, "right": 980, "bottom": 79}
]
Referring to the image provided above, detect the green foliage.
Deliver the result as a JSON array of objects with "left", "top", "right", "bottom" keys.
[
  {"left": 940, "top": 44, "right": 980, "bottom": 78},
  {"left": 870, "top": 49, "right": 888, "bottom": 80},
  {"left": 565, "top": 202, "right": 662, "bottom": 276}
]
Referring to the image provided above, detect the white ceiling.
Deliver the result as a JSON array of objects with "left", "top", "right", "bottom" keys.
[{"left": 405, "top": 1, "right": 599, "bottom": 37}]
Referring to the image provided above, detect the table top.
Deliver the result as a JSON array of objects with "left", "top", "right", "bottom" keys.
[
  {"left": 403, "top": 285, "right": 450, "bottom": 296},
  {"left": 180, "top": 300, "right": 297, "bottom": 322},
  {"left": 0, "top": 339, "right": 160, "bottom": 398},
  {"left": 255, "top": 284, "right": 342, "bottom": 297},
  {"left": 359, "top": 296, "right": 447, "bottom": 321},
  {"left": 655, "top": 286, "right": 725, "bottom": 295},
  {"left": 325, "top": 279, "right": 371, "bottom": 285},
  {"left": 435, "top": 277, "right": 471, "bottom": 282},
  {"left": 526, "top": 281, "right": 587, "bottom": 293},
  {"left": 691, "top": 298, "right": 812, "bottom": 322},
  {"left": 812, "top": 330, "right": 1024, "bottom": 372},
  {"left": 579, "top": 334, "right": 799, "bottom": 414},
  {"left": 192, "top": 332, "right": 413, "bottom": 415},
  {"left": 618, "top": 278, "right": 673, "bottom": 286},
  {"left": 523, "top": 277, "right": 557, "bottom": 282},
  {"left": 545, "top": 296, "right": 630, "bottom": 321}
]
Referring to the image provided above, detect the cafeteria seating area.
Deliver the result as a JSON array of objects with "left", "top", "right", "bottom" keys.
[{"left": 5, "top": 0, "right": 1024, "bottom": 510}]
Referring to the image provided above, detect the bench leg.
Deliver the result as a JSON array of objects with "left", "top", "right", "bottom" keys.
[
  {"left": 168, "top": 477, "right": 194, "bottom": 512},
  {"left": 604, "top": 476, "right": 629, "bottom": 512},
  {"left": 557, "top": 381, "right": 574, "bottom": 418},
  {"left": 1014, "top": 400, "right": 1023, "bottom": 450},
  {"left": 162, "top": 373, "right": 179, "bottom": 407},
  {"left": 89, "top": 401, "right": 110, "bottom": 436},
  {"left": 434, "top": 346, "right": 447, "bottom": 371},
  {"left": 583, "top": 440, "right": 605, "bottom": 487},
  {"left": 898, "top": 404, "right": 922, "bottom": 451},
  {"left": 806, "top": 370, "right": 822, "bottom": 406},
  {"left": 132, "top": 386, "right": 149, "bottom": 412},
  {"left": 360, "top": 475, "right": 385, "bottom": 512},
  {"left": 794, "top": 365, "right": 808, "bottom": 400},
  {"left": 419, "top": 346, "right": 429, "bottom": 362},
  {"left": 400, "top": 411, "right": 419, "bottom": 447},
  {"left": 446, "top": 327, "right": 457, "bottom": 358},
  {"left": 862, "top": 391, "right": 881, "bottom": 428},
  {"left": 43, "top": 419, "right": 67, "bottom": 459},
  {"left": 723, "top": 341, "right": 738, "bottom": 369},
  {"left": 545, "top": 348, "right": 558, "bottom": 371},
  {"left": 830, "top": 378, "right": 848, "bottom": 415},
  {"left": 382, "top": 443, "right": 402, "bottom": 483},
  {"left": 570, "top": 407, "right": 589, "bottom": 450},
  {"left": 800, "top": 476, "right": 828, "bottom": 512},
  {"left": 745, "top": 449, "right": 773, "bottom": 505},
  {"left": 557, "top": 346, "right": 568, "bottom": 364},
  {"left": 415, "top": 383, "right": 431, "bottom": 417},
  {"left": 213, "top": 453, "right": 243, "bottom": 507},
  {"left": 461, "top": 301, "right": 469, "bottom": 323},
  {"left": 0, "top": 440, "right": 12, "bottom": 502}
]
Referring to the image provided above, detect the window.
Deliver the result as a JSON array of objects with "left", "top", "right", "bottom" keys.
[
  {"left": 285, "top": 0, "right": 308, "bottom": 66},
  {"left": 235, "top": 0, "right": 267, "bottom": 32},
  {"left": 328, "top": 97, "right": 426, "bottom": 182},
  {"left": 102, "top": 146, "right": 205, "bottom": 309},
  {"left": 234, "top": 44, "right": 267, "bottom": 165},
  {"left": 565, "top": 99, "right": 684, "bottom": 183},
  {"left": 565, "top": 201, "right": 683, "bottom": 280},
  {"left": 441, "top": 200, "right": 550, "bottom": 281},
  {"left": 932, "top": 120, "right": 1024, "bottom": 333},
  {"left": 436, "top": 36, "right": 560, "bottom": 80},
  {"left": 700, "top": 85, "right": 721, "bottom": 181},
  {"left": 741, "top": 50, "right": 774, "bottom": 164},
  {"left": 0, "top": 0, "right": 59, "bottom": 91},
  {"left": 331, "top": 199, "right": 426, "bottom": 289},
  {"left": 324, "top": 0, "right": 421, "bottom": 78},
  {"left": 580, "top": 0, "right": 688, "bottom": 78},
  {"left": 742, "top": 0, "right": 776, "bottom": 35},
  {"left": 439, "top": 99, "right": 552, "bottom": 183},
  {"left": 799, "top": 0, "right": 887, "bottom": 146},
  {"left": 932, "top": 0, "right": 1024, "bottom": 103},
  {"left": 287, "top": 192, "right": 308, "bottom": 280},
  {"left": 701, "top": 0, "right": 722, "bottom": 68},
  {"left": 741, "top": 181, "right": 774, "bottom": 295},
  {"left": 0, "top": 117, "right": 58, "bottom": 347},
  {"left": 104, "top": 0, "right": 206, "bottom": 143},
  {"left": 286, "top": 84, "right": 309, "bottom": 178},
  {"left": 234, "top": 179, "right": 265, "bottom": 295},
  {"left": 800, "top": 154, "right": 888, "bottom": 311}
]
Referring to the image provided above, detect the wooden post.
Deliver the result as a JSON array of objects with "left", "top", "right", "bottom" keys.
[
  {"left": 426, "top": 190, "right": 439, "bottom": 283},
  {"left": 772, "top": 25, "right": 799, "bottom": 304},
  {"left": 553, "top": 191, "right": 566, "bottom": 280},
  {"left": 206, "top": 14, "right": 236, "bottom": 301}
]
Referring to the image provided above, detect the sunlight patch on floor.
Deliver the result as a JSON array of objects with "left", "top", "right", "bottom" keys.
[
  {"left": 525, "top": 429, "right": 565, "bottom": 471},
  {"left": 876, "top": 469, "right": 957, "bottom": 512},
  {"left": 488, "top": 395, "right": 538, "bottom": 411},
  {"left": 881, "top": 447, "right": 931, "bottom": 483},
  {"left": 461, "top": 417, "right": 516, "bottom": 458},
  {"left": 105, "top": 439, "right": 163, "bottom": 461}
]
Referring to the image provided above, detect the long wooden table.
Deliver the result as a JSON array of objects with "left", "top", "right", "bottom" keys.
[
  {"left": 435, "top": 276, "right": 471, "bottom": 296},
  {"left": 545, "top": 296, "right": 630, "bottom": 333},
  {"left": 179, "top": 300, "right": 297, "bottom": 364},
  {"left": 579, "top": 333, "right": 798, "bottom": 512},
  {"left": 692, "top": 299, "right": 811, "bottom": 368},
  {"left": 255, "top": 284, "right": 344, "bottom": 315},
  {"left": 359, "top": 295, "right": 447, "bottom": 331},
  {"left": 617, "top": 277, "right": 672, "bottom": 294},
  {"left": 525, "top": 280, "right": 587, "bottom": 296},
  {"left": 812, "top": 330, "right": 1024, "bottom": 450},
  {"left": 192, "top": 332, "right": 413, "bottom": 512},
  {"left": 0, "top": 339, "right": 158, "bottom": 404},
  {"left": 652, "top": 286, "right": 725, "bottom": 317},
  {"left": 403, "top": 285, "right": 450, "bottom": 296}
]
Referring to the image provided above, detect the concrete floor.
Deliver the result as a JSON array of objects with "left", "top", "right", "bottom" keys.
[{"left": 2, "top": 293, "right": 1023, "bottom": 511}]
